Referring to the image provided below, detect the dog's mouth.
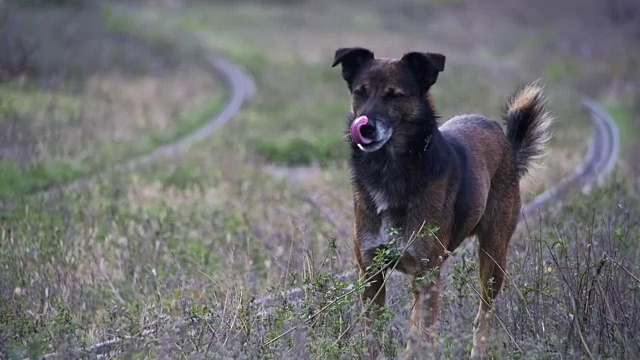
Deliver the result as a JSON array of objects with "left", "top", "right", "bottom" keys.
[
  {"left": 350, "top": 116, "right": 374, "bottom": 145},
  {"left": 350, "top": 115, "right": 392, "bottom": 152}
]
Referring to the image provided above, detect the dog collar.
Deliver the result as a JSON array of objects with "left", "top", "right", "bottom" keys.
[{"left": 423, "top": 134, "right": 433, "bottom": 152}]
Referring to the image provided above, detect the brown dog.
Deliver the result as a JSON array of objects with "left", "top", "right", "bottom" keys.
[{"left": 332, "top": 47, "right": 552, "bottom": 358}]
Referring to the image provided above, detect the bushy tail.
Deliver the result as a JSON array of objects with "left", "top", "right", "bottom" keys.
[{"left": 503, "top": 81, "right": 553, "bottom": 178}]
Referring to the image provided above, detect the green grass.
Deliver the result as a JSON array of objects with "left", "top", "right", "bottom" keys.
[
  {"left": 0, "top": 89, "right": 226, "bottom": 197},
  {"left": 0, "top": 160, "right": 84, "bottom": 196},
  {"left": 604, "top": 98, "right": 635, "bottom": 156},
  {"left": 87, "top": 90, "right": 227, "bottom": 167},
  {"left": 543, "top": 57, "right": 580, "bottom": 83},
  {"left": 0, "top": 85, "right": 81, "bottom": 120}
]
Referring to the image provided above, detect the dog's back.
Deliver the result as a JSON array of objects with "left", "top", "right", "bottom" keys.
[
  {"left": 439, "top": 115, "right": 517, "bottom": 251},
  {"left": 440, "top": 83, "right": 552, "bottom": 251},
  {"left": 441, "top": 81, "right": 552, "bottom": 185}
]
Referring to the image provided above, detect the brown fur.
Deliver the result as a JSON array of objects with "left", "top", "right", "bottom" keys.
[{"left": 333, "top": 47, "right": 552, "bottom": 359}]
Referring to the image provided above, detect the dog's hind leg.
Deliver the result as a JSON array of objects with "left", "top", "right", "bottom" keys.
[
  {"left": 405, "top": 267, "right": 441, "bottom": 359},
  {"left": 471, "top": 210, "right": 518, "bottom": 359}
]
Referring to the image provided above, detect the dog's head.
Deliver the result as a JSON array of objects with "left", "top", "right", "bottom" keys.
[{"left": 332, "top": 47, "right": 445, "bottom": 152}]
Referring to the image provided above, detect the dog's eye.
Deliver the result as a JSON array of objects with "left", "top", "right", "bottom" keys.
[
  {"left": 353, "top": 87, "right": 367, "bottom": 99},
  {"left": 385, "top": 89, "right": 404, "bottom": 99}
]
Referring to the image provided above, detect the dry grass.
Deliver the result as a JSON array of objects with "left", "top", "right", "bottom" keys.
[
  {"left": 3, "top": 165, "right": 639, "bottom": 358},
  {"left": 1, "top": 0, "right": 639, "bottom": 358},
  {"left": 1, "top": 67, "right": 220, "bottom": 163}
]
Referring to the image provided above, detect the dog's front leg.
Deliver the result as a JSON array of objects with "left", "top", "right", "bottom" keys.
[
  {"left": 359, "top": 265, "right": 387, "bottom": 323},
  {"left": 405, "top": 268, "right": 441, "bottom": 359},
  {"left": 353, "top": 201, "right": 387, "bottom": 358},
  {"left": 356, "top": 250, "right": 387, "bottom": 360}
]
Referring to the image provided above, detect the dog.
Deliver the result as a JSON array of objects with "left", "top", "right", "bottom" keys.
[{"left": 332, "top": 47, "right": 552, "bottom": 358}]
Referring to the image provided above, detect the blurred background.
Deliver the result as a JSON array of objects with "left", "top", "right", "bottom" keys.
[
  {"left": 1, "top": 0, "right": 639, "bottom": 193},
  {"left": 1, "top": 0, "right": 639, "bottom": 358}
]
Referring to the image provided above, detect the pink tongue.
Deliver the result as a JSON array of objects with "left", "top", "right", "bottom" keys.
[{"left": 350, "top": 116, "right": 373, "bottom": 145}]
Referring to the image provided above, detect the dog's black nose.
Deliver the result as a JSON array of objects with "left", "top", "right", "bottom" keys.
[{"left": 360, "top": 124, "right": 376, "bottom": 139}]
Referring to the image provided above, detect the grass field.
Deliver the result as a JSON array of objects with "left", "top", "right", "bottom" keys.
[
  {"left": 0, "top": 7, "right": 226, "bottom": 197},
  {"left": 1, "top": 0, "right": 639, "bottom": 358}
]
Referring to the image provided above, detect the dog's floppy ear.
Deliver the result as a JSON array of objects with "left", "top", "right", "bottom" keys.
[
  {"left": 401, "top": 52, "right": 446, "bottom": 91},
  {"left": 332, "top": 47, "right": 374, "bottom": 89}
]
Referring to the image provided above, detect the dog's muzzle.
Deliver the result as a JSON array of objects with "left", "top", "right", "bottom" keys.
[
  {"left": 350, "top": 115, "right": 392, "bottom": 152},
  {"left": 350, "top": 116, "right": 375, "bottom": 145}
]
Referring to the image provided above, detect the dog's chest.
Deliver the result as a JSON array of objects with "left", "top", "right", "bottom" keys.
[
  {"left": 369, "top": 188, "right": 391, "bottom": 214},
  {"left": 359, "top": 200, "right": 419, "bottom": 254},
  {"left": 360, "top": 161, "right": 412, "bottom": 215},
  {"left": 359, "top": 211, "right": 396, "bottom": 253}
]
